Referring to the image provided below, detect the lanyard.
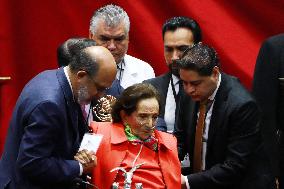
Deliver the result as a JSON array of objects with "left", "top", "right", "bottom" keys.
[{"left": 170, "top": 76, "right": 179, "bottom": 104}]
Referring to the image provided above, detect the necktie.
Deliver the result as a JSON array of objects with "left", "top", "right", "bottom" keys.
[
  {"left": 80, "top": 104, "right": 88, "bottom": 120},
  {"left": 177, "top": 80, "right": 183, "bottom": 102},
  {"left": 193, "top": 100, "right": 207, "bottom": 173},
  {"left": 175, "top": 80, "right": 183, "bottom": 123}
]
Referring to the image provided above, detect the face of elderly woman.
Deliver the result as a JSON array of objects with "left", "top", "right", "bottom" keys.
[{"left": 122, "top": 97, "right": 159, "bottom": 140}]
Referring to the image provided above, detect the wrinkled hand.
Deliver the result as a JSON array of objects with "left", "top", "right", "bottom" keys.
[{"left": 74, "top": 149, "right": 97, "bottom": 174}]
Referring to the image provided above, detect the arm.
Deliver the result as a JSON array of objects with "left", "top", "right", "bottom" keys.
[{"left": 16, "top": 101, "right": 80, "bottom": 184}]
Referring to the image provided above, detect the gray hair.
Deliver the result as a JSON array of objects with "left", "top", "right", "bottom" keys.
[{"left": 89, "top": 4, "right": 130, "bottom": 35}]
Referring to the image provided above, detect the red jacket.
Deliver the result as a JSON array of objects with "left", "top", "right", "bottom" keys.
[{"left": 90, "top": 122, "right": 181, "bottom": 188}]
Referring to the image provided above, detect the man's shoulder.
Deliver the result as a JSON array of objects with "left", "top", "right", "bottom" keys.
[
  {"left": 20, "top": 69, "right": 65, "bottom": 104},
  {"left": 221, "top": 73, "right": 256, "bottom": 105},
  {"left": 262, "top": 33, "right": 284, "bottom": 49},
  {"left": 124, "top": 54, "right": 153, "bottom": 69},
  {"left": 144, "top": 72, "right": 170, "bottom": 84}
]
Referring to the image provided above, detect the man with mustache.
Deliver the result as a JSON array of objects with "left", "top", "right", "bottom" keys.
[{"left": 144, "top": 16, "right": 201, "bottom": 136}]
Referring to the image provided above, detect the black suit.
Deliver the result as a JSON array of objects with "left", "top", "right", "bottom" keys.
[
  {"left": 252, "top": 33, "right": 284, "bottom": 188},
  {"left": 144, "top": 72, "right": 192, "bottom": 136},
  {"left": 175, "top": 73, "right": 274, "bottom": 189}
]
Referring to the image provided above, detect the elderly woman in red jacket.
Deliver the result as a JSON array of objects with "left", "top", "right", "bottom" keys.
[{"left": 84, "top": 83, "right": 181, "bottom": 188}]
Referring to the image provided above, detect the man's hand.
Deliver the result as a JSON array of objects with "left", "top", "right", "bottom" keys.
[
  {"left": 181, "top": 174, "right": 188, "bottom": 189},
  {"left": 74, "top": 149, "right": 97, "bottom": 174}
]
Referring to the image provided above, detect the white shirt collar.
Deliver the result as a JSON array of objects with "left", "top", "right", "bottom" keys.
[
  {"left": 63, "top": 67, "right": 75, "bottom": 100},
  {"left": 171, "top": 74, "right": 180, "bottom": 85},
  {"left": 208, "top": 73, "right": 221, "bottom": 101}
]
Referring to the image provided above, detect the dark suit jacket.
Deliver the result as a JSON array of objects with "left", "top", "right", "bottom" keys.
[
  {"left": 252, "top": 33, "right": 284, "bottom": 178},
  {"left": 175, "top": 73, "right": 274, "bottom": 189},
  {"left": 0, "top": 68, "right": 87, "bottom": 189},
  {"left": 144, "top": 72, "right": 193, "bottom": 135}
]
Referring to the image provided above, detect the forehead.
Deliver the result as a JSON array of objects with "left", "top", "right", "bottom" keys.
[
  {"left": 136, "top": 98, "right": 159, "bottom": 113},
  {"left": 164, "top": 28, "right": 194, "bottom": 46},
  {"left": 180, "top": 69, "right": 203, "bottom": 81},
  {"left": 95, "top": 19, "right": 127, "bottom": 37}
]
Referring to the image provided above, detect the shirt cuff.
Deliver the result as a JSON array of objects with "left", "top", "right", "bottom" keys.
[
  {"left": 183, "top": 175, "right": 190, "bottom": 189},
  {"left": 79, "top": 162, "right": 83, "bottom": 176}
]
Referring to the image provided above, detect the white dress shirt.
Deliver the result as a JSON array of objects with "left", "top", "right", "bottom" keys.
[{"left": 164, "top": 74, "right": 180, "bottom": 133}]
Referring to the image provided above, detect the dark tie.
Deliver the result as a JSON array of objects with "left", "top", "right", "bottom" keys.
[
  {"left": 175, "top": 80, "right": 183, "bottom": 126},
  {"left": 177, "top": 80, "right": 183, "bottom": 102},
  {"left": 193, "top": 100, "right": 207, "bottom": 173}
]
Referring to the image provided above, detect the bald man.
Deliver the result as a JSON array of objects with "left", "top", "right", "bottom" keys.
[{"left": 0, "top": 40, "right": 116, "bottom": 189}]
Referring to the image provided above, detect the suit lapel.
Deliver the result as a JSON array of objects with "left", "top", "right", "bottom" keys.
[
  {"left": 207, "top": 74, "right": 230, "bottom": 150},
  {"left": 56, "top": 68, "right": 81, "bottom": 150},
  {"left": 159, "top": 73, "right": 171, "bottom": 117}
]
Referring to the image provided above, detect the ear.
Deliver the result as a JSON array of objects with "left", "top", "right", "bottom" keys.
[
  {"left": 89, "top": 32, "right": 94, "bottom": 39},
  {"left": 212, "top": 66, "right": 220, "bottom": 79},
  {"left": 76, "top": 70, "right": 88, "bottom": 79}
]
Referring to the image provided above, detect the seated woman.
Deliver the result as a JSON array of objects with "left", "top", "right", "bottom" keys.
[{"left": 89, "top": 83, "right": 181, "bottom": 188}]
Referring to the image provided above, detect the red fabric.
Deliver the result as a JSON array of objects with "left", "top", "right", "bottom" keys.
[
  {"left": 115, "top": 144, "right": 165, "bottom": 188},
  {"left": 0, "top": 0, "right": 284, "bottom": 153},
  {"left": 90, "top": 122, "right": 180, "bottom": 188}
]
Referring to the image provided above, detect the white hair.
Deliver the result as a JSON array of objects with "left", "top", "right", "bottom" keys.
[{"left": 89, "top": 4, "right": 130, "bottom": 35}]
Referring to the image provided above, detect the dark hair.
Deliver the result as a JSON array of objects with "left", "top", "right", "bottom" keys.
[
  {"left": 176, "top": 43, "right": 220, "bottom": 76},
  {"left": 162, "top": 16, "right": 202, "bottom": 43},
  {"left": 57, "top": 37, "right": 96, "bottom": 67},
  {"left": 112, "top": 83, "right": 161, "bottom": 123}
]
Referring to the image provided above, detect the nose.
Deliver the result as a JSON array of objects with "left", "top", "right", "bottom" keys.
[
  {"left": 184, "top": 83, "right": 195, "bottom": 95},
  {"left": 171, "top": 50, "right": 181, "bottom": 61},
  {"left": 107, "top": 40, "right": 116, "bottom": 51},
  {"left": 144, "top": 117, "right": 157, "bottom": 129}
]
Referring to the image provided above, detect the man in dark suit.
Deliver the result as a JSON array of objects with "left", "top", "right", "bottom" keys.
[
  {"left": 252, "top": 33, "right": 284, "bottom": 189},
  {"left": 144, "top": 16, "right": 201, "bottom": 133},
  {"left": 177, "top": 43, "right": 275, "bottom": 189},
  {"left": 0, "top": 39, "right": 117, "bottom": 189}
]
